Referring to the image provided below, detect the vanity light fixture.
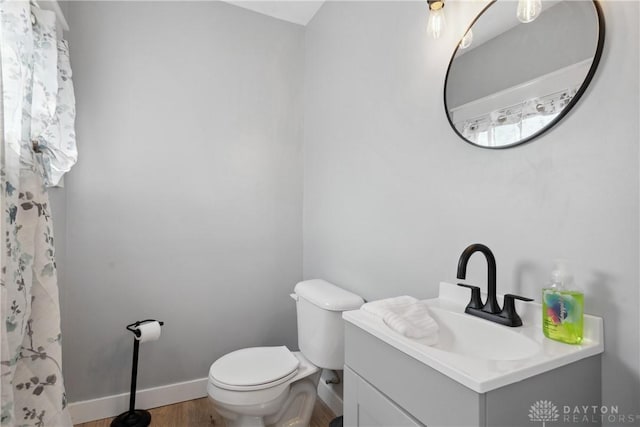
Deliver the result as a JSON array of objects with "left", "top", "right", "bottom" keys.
[
  {"left": 427, "top": 0, "right": 446, "bottom": 39},
  {"left": 516, "top": 0, "right": 542, "bottom": 23},
  {"left": 459, "top": 29, "right": 473, "bottom": 49}
]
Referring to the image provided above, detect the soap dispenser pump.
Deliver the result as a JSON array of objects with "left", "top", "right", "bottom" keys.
[{"left": 542, "top": 259, "right": 584, "bottom": 344}]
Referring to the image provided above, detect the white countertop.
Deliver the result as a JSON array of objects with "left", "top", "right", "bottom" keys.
[{"left": 342, "top": 282, "right": 604, "bottom": 393}]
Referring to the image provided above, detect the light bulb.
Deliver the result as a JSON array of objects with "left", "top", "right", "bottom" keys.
[
  {"left": 427, "top": 7, "right": 446, "bottom": 39},
  {"left": 459, "top": 29, "right": 473, "bottom": 49},
  {"left": 517, "top": 0, "right": 542, "bottom": 23}
]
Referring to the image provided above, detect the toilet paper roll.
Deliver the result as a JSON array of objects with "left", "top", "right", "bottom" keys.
[{"left": 135, "top": 321, "right": 162, "bottom": 343}]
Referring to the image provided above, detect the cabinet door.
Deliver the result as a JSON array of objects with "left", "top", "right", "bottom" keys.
[{"left": 344, "top": 367, "right": 423, "bottom": 427}]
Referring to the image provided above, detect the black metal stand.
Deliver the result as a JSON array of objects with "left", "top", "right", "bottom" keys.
[
  {"left": 111, "top": 320, "right": 163, "bottom": 427},
  {"left": 329, "top": 415, "right": 343, "bottom": 427}
]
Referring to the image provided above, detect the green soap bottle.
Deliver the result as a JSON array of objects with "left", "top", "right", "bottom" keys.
[{"left": 542, "top": 259, "right": 584, "bottom": 345}]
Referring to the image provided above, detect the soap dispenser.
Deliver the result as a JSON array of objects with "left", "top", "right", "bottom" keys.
[{"left": 542, "top": 259, "right": 584, "bottom": 344}]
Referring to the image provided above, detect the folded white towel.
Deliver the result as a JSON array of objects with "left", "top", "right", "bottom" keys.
[
  {"left": 383, "top": 302, "right": 439, "bottom": 342},
  {"left": 361, "top": 295, "right": 418, "bottom": 317},
  {"left": 361, "top": 296, "right": 439, "bottom": 343}
]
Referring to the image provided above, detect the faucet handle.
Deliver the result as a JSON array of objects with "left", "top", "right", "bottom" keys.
[
  {"left": 457, "top": 283, "right": 483, "bottom": 309},
  {"left": 500, "top": 294, "right": 534, "bottom": 327},
  {"left": 504, "top": 294, "right": 533, "bottom": 302}
]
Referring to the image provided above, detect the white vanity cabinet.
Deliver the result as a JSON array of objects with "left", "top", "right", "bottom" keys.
[{"left": 343, "top": 322, "right": 602, "bottom": 427}]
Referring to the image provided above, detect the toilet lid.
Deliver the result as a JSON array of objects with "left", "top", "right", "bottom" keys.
[{"left": 209, "top": 346, "right": 299, "bottom": 390}]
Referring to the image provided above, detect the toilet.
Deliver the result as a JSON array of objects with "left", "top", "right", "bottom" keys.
[{"left": 207, "top": 279, "right": 364, "bottom": 427}]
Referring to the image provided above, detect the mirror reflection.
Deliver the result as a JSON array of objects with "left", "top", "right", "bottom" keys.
[{"left": 444, "top": 0, "right": 604, "bottom": 148}]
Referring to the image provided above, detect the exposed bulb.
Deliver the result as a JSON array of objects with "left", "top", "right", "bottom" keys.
[
  {"left": 427, "top": 6, "right": 446, "bottom": 39},
  {"left": 459, "top": 29, "right": 473, "bottom": 49},
  {"left": 517, "top": 0, "right": 542, "bottom": 23}
]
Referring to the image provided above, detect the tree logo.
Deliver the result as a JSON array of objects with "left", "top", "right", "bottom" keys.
[{"left": 529, "top": 400, "right": 559, "bottom": 426}]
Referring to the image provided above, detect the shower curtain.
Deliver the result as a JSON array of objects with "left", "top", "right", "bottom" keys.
[{"left": 1, "top": 1, "right": 77, "bottom": 426}]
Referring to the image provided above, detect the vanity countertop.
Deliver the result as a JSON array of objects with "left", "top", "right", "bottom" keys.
[{"left": 342, "top": 282, "right": 604, "bottom": 393}]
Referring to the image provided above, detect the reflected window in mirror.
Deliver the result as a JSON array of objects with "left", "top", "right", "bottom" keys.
[{"left": 444, "top": 0, "right": 605, "bottom": 149}]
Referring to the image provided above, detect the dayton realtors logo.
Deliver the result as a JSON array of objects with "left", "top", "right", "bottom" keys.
[
  {"left": 529, "top": 400, "right": 639, "bottom": 425},
  {"left": 529, "top": 400, "right": 560, "bottom": 426}
]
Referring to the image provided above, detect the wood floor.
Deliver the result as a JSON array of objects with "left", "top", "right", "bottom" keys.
[{"left": 74, "top": 397, "right": 336, "bottom": 427}]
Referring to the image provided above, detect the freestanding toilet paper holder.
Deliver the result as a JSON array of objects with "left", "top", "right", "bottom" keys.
[{"left": 111, "top": 319, "right": 164, "bottom": 427}]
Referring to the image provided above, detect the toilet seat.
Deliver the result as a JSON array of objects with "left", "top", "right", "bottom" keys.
[
  {"left": 207, "top": 351, "right": 319, "bottom": 408},
  {"left": 209, "top": 346, "right": 299, "bottom": 391}
]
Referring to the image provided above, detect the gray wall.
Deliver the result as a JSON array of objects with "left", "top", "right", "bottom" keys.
[
  {"left": 52, "top": 0, "right": 639, "bottom": 418},
  {"left": 447, "top": 0, "right": 599, "bottom": 107},
  {"left": 304, "top": 0, "right": 639, "bottom": 421},
  {"left": 60, "top": 1, "right": 304, "bottom": 401}
]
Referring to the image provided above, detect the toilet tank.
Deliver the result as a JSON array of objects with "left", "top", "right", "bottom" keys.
[{"left": 293, "top": 279, "right": 364, "bottom": 370}]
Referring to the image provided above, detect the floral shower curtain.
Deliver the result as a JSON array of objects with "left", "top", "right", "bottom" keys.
[{"left": 1, "top": 1, "right": 77, "bottom": 426}]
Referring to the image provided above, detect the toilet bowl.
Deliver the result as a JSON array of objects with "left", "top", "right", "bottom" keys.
[
  {"left": 208, "top": 347, "right": 320, "bottom": 427},
  {"left": 207, "top": 280, "right": 364, "bottom": 427}
]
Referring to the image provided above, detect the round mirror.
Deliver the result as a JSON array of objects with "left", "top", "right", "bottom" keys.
[{"left": 444, "top": 0, "right": 605, "bottom": 149}]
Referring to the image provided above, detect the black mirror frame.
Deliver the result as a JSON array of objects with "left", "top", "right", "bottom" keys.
[{"left": 443, "top": 0, "right": 606, "bottom": 149}]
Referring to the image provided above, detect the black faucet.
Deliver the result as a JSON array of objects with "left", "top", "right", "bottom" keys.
[{"left": 456, "top": 243, "right": 532, "bottom": 327}]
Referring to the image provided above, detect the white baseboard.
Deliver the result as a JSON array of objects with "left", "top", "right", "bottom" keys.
[
  {"left": 69, "top": 375, "right": 343, "bottom": 424},
  {"left": 68, "top": 377, "right": 208, "bottom": 424},
  {"left": 317, "top": 379, "right": 343, "bottom": 417}
]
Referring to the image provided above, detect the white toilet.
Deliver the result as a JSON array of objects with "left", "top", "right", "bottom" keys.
[{"left": 207, "top": 279, "right": 364, "bottom": 427}]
